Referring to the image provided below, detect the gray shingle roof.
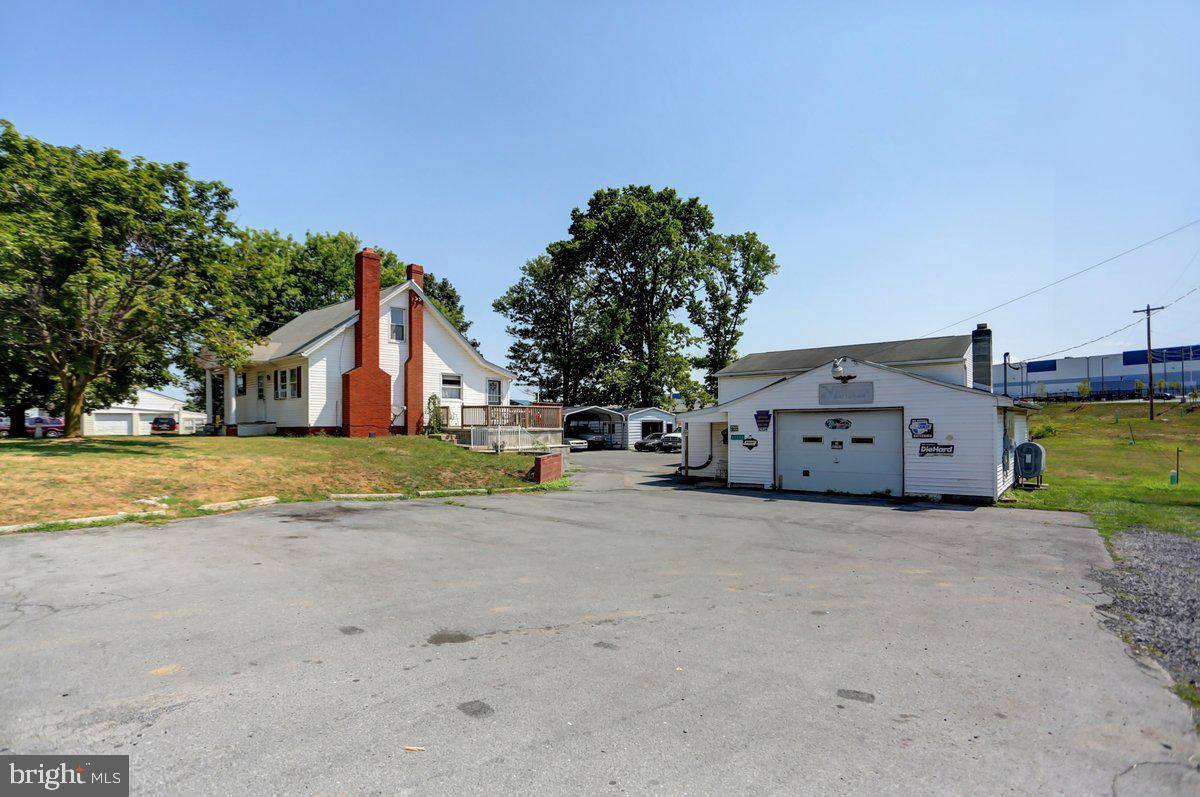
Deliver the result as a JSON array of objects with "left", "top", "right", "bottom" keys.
[
  {"left": 715, "top": 334, "right": 972, "bottom": 377},
  {"left": 248, "top": 293, "right": 368, "bottom": 364}
]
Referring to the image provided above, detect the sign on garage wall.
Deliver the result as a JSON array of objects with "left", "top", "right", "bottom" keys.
[
  {"left": 908, "top": 418, "right": 934, "bottom": 438},
  {"left": 754, "top": 410, "right": 771, "bottom": 430},
  {"left": 918, "top": 442, "right": 955, "bottom": 457},
  {"left": 742, "top": 435, "right": 759, "bottom": 450},
  {"left": 825, "top": 418, "right": 852, "bottom": 429},
  {"left": 818, "top": 382, "right": 874, "bottom": 405}
]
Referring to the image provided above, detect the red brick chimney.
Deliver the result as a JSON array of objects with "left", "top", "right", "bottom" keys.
[
  {"left": 341, "top": 248, "right": 392, "bottom": 437},
  {"left": 404, "top": 263, "right": 425, "bottom": 435}
]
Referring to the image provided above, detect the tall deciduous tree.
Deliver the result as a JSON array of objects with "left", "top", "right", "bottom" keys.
[
  {"left": 492, "top": 254, "right": 618, "bottom": 405},
  {"left": 688, "top": 232, "right": 779, "bottom": 392},
  {"left": 564, "top": 185, "right": 714, "bottom": 406},
  {"left": 0, "top": 121, "right": 255, "bottom": 436}
]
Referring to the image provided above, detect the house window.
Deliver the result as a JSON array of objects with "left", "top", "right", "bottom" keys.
[
  {"left": 390, "top": 307, "right": 406, "bottom": 342},
  {"left": 274, "top": 366, "right": 302, "bottom": 399},
  {"left": 441, "top": 373, "right": 462, "bottom": 400},
  {"left": 235, "top": 373, "right": 247, "bottom": 396},
  {"left": 487, "top": 379, "right": 502, "bottom": 406},
  {"left": 256, "top": 374, "right": 265, "bottom": 401}
]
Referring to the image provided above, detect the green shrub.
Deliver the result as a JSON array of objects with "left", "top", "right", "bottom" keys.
[{"left": 1031, "top": 423, "right": 1059, "bottom": 439}]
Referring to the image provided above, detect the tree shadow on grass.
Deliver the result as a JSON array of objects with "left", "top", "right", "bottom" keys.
[{"left": 0, "top": 437, "right": 179, "bottom": 458}]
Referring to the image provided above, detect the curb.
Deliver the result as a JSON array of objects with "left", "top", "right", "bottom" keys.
[
  {"left": 198, "top": 496, "right": 279, "bottom": 512},
  {"left": 416, "top": 488, "right": 489, "bottom": 497},
  {"left": 329, "top": 493, "right": 407, "bottom": 500},
  {"left": 0, "top": 510, "right": 168, "bottom": 534}
]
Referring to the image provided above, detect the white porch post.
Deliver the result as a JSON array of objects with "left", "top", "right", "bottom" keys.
[
  {"left": 204, "top": 369, "right": 214, "bottom": 424},
  {"left": 225, "top": 368, "right": 237, "bottom": 426}
]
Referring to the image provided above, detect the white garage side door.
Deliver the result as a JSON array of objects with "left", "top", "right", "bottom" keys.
[
  {"left": 775, "top": 410, "right": 903, "bottom": 497},
  {"left": 92, "top": 413, "right": 132, "bottom": 436}
]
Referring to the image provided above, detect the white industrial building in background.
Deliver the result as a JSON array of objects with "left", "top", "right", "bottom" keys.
[
  {"left": 992, "top": 343, "right": 1198, "bottom": 398},
  {"left": 678, "top": 325, "right": 1036, "bottom": 502}
]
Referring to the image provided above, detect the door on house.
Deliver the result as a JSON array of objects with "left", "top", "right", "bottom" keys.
[
  {"left": 487, "top": 379, "right": 502, "bottom": 406},
  {"left": 256, "top": 374, "right": 267, "bottom": 422}
]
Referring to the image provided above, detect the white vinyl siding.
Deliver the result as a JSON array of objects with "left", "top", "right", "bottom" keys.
[
  {"left": 422, "top": 305, "right": 509, "bottom": 427},
  {"left": 718, "top": 374, "right": 791, "bottom": 404},
  {"left": 232, "top": 361, "right": 309, "bottom": 428},
  {"left": 623, "top": 408, "right": 678, "bottom": 449},
  {"left": 714, "top": 361, "right": 1005, "bottom": 499}
]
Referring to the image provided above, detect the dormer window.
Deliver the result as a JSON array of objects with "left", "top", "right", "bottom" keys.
[{"left": 390, "top": 307, "right": 406, "bottom": 342}]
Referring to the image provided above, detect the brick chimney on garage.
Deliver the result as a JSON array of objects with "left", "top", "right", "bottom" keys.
[
  {"left": 404, "top": 264, "right": 425, "bottom": 435},
  {"left": 341, "top": 248, "right": 392, "bottom": 437}
]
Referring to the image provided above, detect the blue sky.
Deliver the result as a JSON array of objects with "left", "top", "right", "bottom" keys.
[{"left": 3, "top": 2, "right": 1198, "bottom": 399}]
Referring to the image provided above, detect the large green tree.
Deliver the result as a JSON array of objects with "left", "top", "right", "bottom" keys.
[
  {"left": 688, "top": 232, "right": 779, "bottom": 392},
  {"left": 563, "top": 185, "right": 714, "bottom": 406},
  {"left": 492, "top": 254, "right": 618, "bottom": 405},
  {"left": 0, "top": 121, "right": 255, "bottom": 436}
]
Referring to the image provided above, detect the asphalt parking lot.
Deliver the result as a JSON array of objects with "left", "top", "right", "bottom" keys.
[{"left": 1, "top": 451, "right": 1197, "bottom": 794}]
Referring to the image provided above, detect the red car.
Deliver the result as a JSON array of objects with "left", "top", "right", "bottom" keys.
[
  {"left": 150, "top": 416, "right": 179, "bottom": 433},
  {"left": 20, "top": 417, "right": 65, "bottom": 438}
]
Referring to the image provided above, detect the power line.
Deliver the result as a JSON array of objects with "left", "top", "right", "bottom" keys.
[
  {"left": 918, "top": 217, "right": 1200, "bottom": 339},
  {"left": 1013, "top": 278, "right": 1200, "bottom": 364}
]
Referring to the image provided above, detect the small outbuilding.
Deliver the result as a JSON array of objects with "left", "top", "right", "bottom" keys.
[
  {"left": 677, "top": 327, "right": 1037, "bottom": 502},
  {"left": 615, "top": 407, "right": 677, "bottom": 448},
  {"left": 563, "top": 405, "right": 678, "bottom": 448}
]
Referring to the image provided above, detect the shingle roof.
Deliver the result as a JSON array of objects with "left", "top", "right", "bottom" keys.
[
  {"left": 248, "top": 293, "right": 368, "bottom": 364},
  {"left": 715, "top": 334, "right": 972, "bottom": 377}
]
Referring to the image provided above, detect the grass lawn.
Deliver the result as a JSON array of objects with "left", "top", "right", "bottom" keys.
[
  {"left": 0, "top": 435, "right": 540, "bottom": 527},
  {"left": 1009, "top": 401, "right": 1200, "bottom": 539}
]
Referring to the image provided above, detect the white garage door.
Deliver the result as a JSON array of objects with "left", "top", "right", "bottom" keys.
[
  {"left": 137, "top": 415, "right": 154, "bottom": 435},
  {"left": 92, "top": 412, "right": 132, "bottom": 436},
  {"left": 775, "top": 410, "right": 903, "bottom": 496}
]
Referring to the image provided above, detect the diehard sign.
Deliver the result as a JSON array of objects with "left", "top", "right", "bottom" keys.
[
  {"left": 908, "top": 418, "right": 934, "bottom": 438},
  {"left": 742, "top": 435, "right": 759, "bottom": 450},
  {"left": 818, "top": 382, "right": 874, "bottom": 405},
  {"left": 918, "top": 442, "right": 954, "bottom": 457},
  {"left": 825, "top": 418, "right": 852, "bottom": 430},
  {"left": 754, "top": 410, "right": 771, "bottom": 431}
]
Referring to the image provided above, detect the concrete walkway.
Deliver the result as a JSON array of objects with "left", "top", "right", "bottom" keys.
[{"left": 1, "top": 451, "right": 1196, "bottom": 793}]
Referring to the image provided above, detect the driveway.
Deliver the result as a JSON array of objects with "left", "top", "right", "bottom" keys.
[{"left": 1, "top": 451, "right": 1196, "bottom": 794}]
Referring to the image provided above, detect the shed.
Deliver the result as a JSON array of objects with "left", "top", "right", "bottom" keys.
[
  {"left": 677, "top": 357, "right": 1036, "bottom": 502},
  {"left": 615, "top": 407, "right": 677, "bottom": 448}
]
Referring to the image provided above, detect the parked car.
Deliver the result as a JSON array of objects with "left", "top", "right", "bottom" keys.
[
  {"left": 580, "top": 432, "right": 608, "bottom": 450},
  {"left": 634, "top": 432, "right": 664, "bottom": 451},
  {"left": 656, "top": 431, "right": 682, "bottom": 452},
  {"left": 25, "top": 417, "right": 65, "bottom": 438},
  {"left": 565, "top": 437, "right": 589, "bottom": 452},
  {"left": 151, "top": 416, "right": 179, "bottom": 433}
]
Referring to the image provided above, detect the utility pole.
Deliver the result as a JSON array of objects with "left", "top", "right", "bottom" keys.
[{"left": 1133, "top": 304, "right": 1164, "bottom": 419}]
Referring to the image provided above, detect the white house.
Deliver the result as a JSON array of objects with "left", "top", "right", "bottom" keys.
[
  {"left": 677, "top": 325, "right": 1037, "bottom": 502},
  {"left": 80, "top": 389, "right": 206, "bottom": 436},
  {"left": 201, "top": 248, "right": 562, "bottom": 438}
]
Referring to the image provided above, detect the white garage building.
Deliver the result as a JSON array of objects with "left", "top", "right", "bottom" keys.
[
  {"left": 81, "top": 389, "right": 206, "bottom": 436},
  {"left": 678, "top": 326, "right": 1036, "bottom": 502}
]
